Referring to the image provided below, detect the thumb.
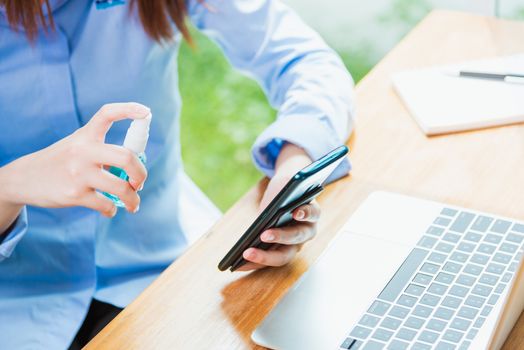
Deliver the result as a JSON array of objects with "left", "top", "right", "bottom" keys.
[{"left": 86, "top": 102, "right": 150, "bottom": 141}]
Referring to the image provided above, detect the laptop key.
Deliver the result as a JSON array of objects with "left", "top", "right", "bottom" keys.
[
  {"left": 397, "top": 294, "right": 417, "bottom": 308},
  {"left": 418, "top": 236, "right": 438, "bottom": 249},
  {"left": 420, "top": 263, "right": 440, "bottom": 275},
  {"left": 388, "top": 339, "right": 409, "bottom": 350},
  {"left": 443, "top": 262, "right": 461, "bottom": 274},
  {"left": 380, "top": 317, "right": 401, "bottom": 331},
  {"left": 412, "top": 305, "right": 432, "bottom": 318},
  {"left": 471, "top": 216, "right": 492, "bottom": 232},
  {"left": 413, "top": 274, "right": 432, "bottom": 286},
  {"left": 405, "top": 284, "right": 425, "bottom": 296},
  {"left": 420, "top": 293, "right": 440, "bottom": 307},
  {"left": 372, "top": 328, "right": 393, "bottom": 342},
  {"left": 465, "top": 295, "right": 486, "bottom": 308},
  {"left": 457, "top": 306, "right": 478, "bottom": 319},
  {"left": 500, "top": 242, "right": 518, "bottom": 254},
  {"left": 378, "top": 248, "right": 429, "bottom": 302},
  {"left": 418, "top": 330, "right": 439, "bottom": 344},
  {"left": 389, "top": 306, "right": 410, "bottom": 319},
  {"left": 427, "top": 318, "right": 446, "bottom": 331},
  {"left": 466, "top": 328, "right": 478, "bottom": 340},
  {"left": 443, "top": 329, "right": 464, "bottom": 343},
  {"left": 351, "top": 326, "right": 372, "bottom": 339},
  {"left": 404, "top": 316, "right": 425, "bottom": 330},
  {"left": 494, "top": 283, "right": 506, "bottom": 294},
  {"left": 493, "top": 252, "right": 512, "bottom": 264},
  {"left": 477, "top": 243, "right": 496, "bottom": 255},
  {"left": 436, "top": 242, "right": 454, "bottom": 254},
  {"left": 471, "top": 254, "right": 489, "bottom": 265},
  {"left": 435, "top": 341, "right": 456, "bottom": 350},
  {"left": 434, "top": 307, "right": 455, "bottom": 320},
  {"left": 340, "top": 337, "right": 360, "bottom": 349},
  {"left": 412, "top": 342, "right": 431, "bottom": 350},
  {"left": 442, "top": 295, "right": 462, "bottom": 309},
  {"left": 506, "top": 233, "right": 524, "bottom": 244},
  {"left": 396, "top": 328, "right": 416, "bottom": 341},
  {"left": 362, "top": 340, "right": 384, "bottom": 350},
  {"left": 487, "top": 294, "right": 500, "bottom": 305},
  {"left": 463, "top": 264, "right": 482, "bottom": 276},
  {"left": 491, "top": 219, "right": 512, "bottom": 234},
  {"left": 502, "top": 272, "right": 512, "bottom": 283},
  {"left": 509, "top": 262, "right": 518, "bottom": 272},
  {"left": 441, "top": 208, "right": 458, "bottom": 217},
  {"left": 457, "top": 242, "right": 475, "bottom": 253},
  {"left": 368, "top": 301, "right": 391, "bottom": 316},
  {"left": 450, "top": 252, "right": 468, "bottom": 263},
  {"left": 472, "top": 284, "right": 492, "bottom": 297},
  {"left": 428, "top": 282, "right": 448, "bottom": 295},
  {"left": 479, "top": 273, "right": 498, "bottom": 286},
  {"left": 484, "top": 234, "right": 502, "bottom": 244},
  {"left": 435, "top": 272, "right": 455, "bottom": 284},
  {"left": 449, "top": 212, "right": 475, "bottom": 233},
  {"left": 434, "top": 217, "right": 452, "bottom": 226},
  {"left": 464, "top": 231, "right": 482, "bottom": 242},
  {"left": 475, "top": 316, "right": 487, "bottom": 328},
  {"left": 443, "top": 232, "right": 461, "bottom": 243},
  {"left": 513, "top": 223, "right": 524, "bottom": 233},
  {"left": 450, "top": 317, "right": 471, "bottom": 331},
  {"left": 486, "top": 263, "right": 505, "bottom": 275},
  {"left": 359, "top": 314, "right": 380, "bottom": 328},
  {"left": 428, "top": 252, "right": 447, "bottom": 264},
  {"left": 456, "top": 274, "right": 475, "bottom": 287},
  {"left": 449, "top": 285, "right": 469, "bottom": 297},
  {"left": 427, "top": 226, "right": 445, "bottom": 237}
]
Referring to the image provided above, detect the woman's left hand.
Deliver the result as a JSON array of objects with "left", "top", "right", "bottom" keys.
[{"left": 238, "top": 143, "right": 320, "bottom": 271}]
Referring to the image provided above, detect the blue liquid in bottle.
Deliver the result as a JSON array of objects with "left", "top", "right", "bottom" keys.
[{"left": 103, "top": 153, "right": 146, "bottom": 207}]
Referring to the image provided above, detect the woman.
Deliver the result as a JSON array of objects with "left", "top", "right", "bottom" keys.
[{"left": 0, "top": 0, "right": 354, "bottom": 348}]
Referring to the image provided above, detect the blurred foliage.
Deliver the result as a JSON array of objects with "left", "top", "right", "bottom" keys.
[
  {"left": 179, "top": 29, "right": 372, "bottom": 211},
  {"left": 378, "top": 0, "right": 431, "bottom": 31}
]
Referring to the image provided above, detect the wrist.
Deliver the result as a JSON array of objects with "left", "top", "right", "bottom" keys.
[
  {"left": 274, "top": 143, "right": 312, "bottom": 178},
  {"left": 0, "top": 164, "right": 24, "bottom": 234}
]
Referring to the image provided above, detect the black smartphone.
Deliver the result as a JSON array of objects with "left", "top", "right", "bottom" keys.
[{"left": 218, "top": 145, "right": 349, "bottom": 272}]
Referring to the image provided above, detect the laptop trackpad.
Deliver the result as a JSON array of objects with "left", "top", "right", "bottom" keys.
[{"left": 252, "top": 231, "right": 413, "bottom": 350}]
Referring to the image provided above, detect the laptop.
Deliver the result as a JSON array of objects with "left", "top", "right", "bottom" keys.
[{"left": 252, "top": 191, "right": 524, "bottom": 350}]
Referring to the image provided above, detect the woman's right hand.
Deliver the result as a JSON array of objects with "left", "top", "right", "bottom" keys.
[{"left": 0, "top": 103, "right": 150, "bottom": 219}]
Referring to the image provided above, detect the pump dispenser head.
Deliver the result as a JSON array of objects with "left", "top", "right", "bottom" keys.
[{"left": 123, "top": 113, "right": 152, "bottom": 154}]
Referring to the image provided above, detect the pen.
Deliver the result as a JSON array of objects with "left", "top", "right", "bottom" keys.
[{"left": 458, "top": 70, "right": 524, "bottom": 84}]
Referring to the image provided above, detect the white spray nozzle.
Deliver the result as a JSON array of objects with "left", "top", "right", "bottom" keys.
[{"left": 123, "top": 113, "right": 152, "bottom": 154}]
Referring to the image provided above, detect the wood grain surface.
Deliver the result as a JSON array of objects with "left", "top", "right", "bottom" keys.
[{"left": 86, "top": 10, "right": 524, "bottom": 350}]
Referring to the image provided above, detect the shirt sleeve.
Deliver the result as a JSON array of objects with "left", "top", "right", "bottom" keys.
[
  {"left": 0, "top": 207, "right": 28, "bottom": 262},
  {"left": 188, "top": 0, "right": 355, "bottom": 179}
]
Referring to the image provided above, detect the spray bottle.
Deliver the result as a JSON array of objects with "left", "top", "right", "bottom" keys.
[{"left": 103, "top": 113, "right": 152, "bottom": 208}]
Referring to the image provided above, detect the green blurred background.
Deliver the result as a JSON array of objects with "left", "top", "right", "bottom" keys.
[{"left": 179, "top": 1, "right": 524, "bottom": 211}]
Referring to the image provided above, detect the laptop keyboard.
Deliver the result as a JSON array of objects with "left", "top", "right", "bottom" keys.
[{"left": 340, "top": 208, "right": 524, "bottom": 350}]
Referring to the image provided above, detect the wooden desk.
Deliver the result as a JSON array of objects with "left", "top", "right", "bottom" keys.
[{"left": 87, "top": 10, "right": 524, "bottom": 350}]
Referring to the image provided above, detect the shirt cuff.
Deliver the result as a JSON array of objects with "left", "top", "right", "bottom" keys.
[
  {"left": 252, "top": 114, "right": 351, "bottom": 182},
  {"left": 0, "top": 207, "right": 28, "bottom": 261}
]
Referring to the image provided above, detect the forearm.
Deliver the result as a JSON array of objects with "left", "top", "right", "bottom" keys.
[
  {"left": 275, "top": 143, "right": 312, "bottom": 177},
  {"left": 0, "top": 165, "right": 23, "bottom": 236}
]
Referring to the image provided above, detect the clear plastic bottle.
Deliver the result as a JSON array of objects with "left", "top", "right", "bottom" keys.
[{"left": 103, "top": 113, "right": 152, "bottom": 208}]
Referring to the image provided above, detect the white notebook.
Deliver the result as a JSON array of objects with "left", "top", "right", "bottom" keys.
[{"left": 392, "top": 54, "right": 524, "bottom": 135}]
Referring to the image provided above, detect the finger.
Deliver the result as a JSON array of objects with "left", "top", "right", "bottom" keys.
[
  {"left": 242, "top": 245, "right": 299, "bottom": 267},
  {"left": 87, "top": 143, "right": 147, "bottom": 190},
  {"left": 235, "top": 261, "right": 266, "bottom": 272},
  {"left": 86, "top": 102, "right": 150, "bottom": 141},
  {"left": 292, "top": 201, "right": 321, "bottom": 222},
  {"left": 80, "top": 190, "right": 118, "bottom": 218},
  {"left": 260, "top": 223, "right": 316, "bottom": 245},
  {"left": 87, "top": 167, "right": 141, "bottom": 212}
]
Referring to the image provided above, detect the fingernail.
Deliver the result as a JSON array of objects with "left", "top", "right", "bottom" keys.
[
  {"left": 133, "top": 205, "right": 140, "bottom": 213},
  {"left": 110, "top": 206, "right": 117, "bottom": 217},
  {"left": 244, "top": 249, "right": 256, "bottom": 260},
  {"left": 138, "top": 183, "right": 144, "bottom": 191},
  {"left": 296, "top": 210, "right": 305, "bottom": 220},
  {"left": 262, "top": 232, "right": 275, "bottom": 242}
]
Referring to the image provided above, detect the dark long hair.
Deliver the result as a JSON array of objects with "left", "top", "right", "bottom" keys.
[{"left": 0, "top": 0, "right": 192, "bottom": 43}]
